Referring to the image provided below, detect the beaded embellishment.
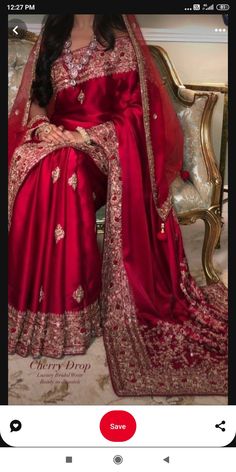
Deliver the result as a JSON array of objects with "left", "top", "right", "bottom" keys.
[{"left": 63, "top": 35, "right": 98, "bottom": 86}]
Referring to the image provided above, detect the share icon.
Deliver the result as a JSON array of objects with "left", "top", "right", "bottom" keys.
[{"left": 215, "top": 420, "right": 226, "bottom": 432}]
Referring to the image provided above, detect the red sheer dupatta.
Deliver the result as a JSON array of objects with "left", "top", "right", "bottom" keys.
[
  {"left": 124, "top": 15, "right": 184, "bottom": 218},
  {"left": 8, "top": 35, "right": 42, "bottom": 166}
]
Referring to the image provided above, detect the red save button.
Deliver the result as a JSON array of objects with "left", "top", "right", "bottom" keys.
[{"left": 100, "top": 410, "right": 136, "bottom": 442}]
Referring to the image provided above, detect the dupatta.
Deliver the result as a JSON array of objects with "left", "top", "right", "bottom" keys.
[{"left": 8, "top": 14, "right": 184, "bottom": 220}]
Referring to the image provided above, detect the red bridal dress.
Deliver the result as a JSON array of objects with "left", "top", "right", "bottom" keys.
[{"left": 8, "top": 15, "right": 228, "bottom": 396}]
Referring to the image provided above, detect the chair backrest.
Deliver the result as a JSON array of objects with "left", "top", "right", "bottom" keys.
[{"left": 149, "top": 45, "right": 221, "bottom": 208}]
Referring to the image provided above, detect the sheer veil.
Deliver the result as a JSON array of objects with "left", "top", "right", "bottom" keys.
[
  {"left": 8, "top": 34, "right": 42, "bottom": 166},
  {"left": 9, "top": 15, "right": 184, "bottom": 216},
  {"left": 123, "top": 15, "right": 184, "bottom": 215}
]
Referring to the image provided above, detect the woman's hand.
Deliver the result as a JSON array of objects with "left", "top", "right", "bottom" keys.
[
  {"left": 36, "top": 125, "right": 85, "bottom": 145},
  {"left": 37, "top": 124, "right": 66, "bottom": 143},
  {"left": 62, "top": 130, "right": 84, "bottom": 145}
]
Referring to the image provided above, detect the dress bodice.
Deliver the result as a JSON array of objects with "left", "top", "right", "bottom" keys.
[
  {"left": 51, "top": 35, "right": 138, "bottom": 96},
  {"left": 50, "top": 35, "right": 140, "bottom": 126}
]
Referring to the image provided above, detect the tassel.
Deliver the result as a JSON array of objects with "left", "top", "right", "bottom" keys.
[
  {"left": 157, "top": 222, "right": 167, "bottom": 241},
  {"left": 180, "top": 170, "right": 190, "bottom": 181}
]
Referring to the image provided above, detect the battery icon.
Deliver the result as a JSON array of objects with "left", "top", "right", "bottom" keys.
[{"left": 216, "top": 4, "right": 230, "bottom": 10}]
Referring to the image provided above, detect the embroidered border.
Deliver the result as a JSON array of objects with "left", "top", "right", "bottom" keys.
[
  {"left": 8, "top": 300, "right": 102, "bottom": 358},
  {"left": 123, "top": 16, "right": 158, "bottom": 213}
]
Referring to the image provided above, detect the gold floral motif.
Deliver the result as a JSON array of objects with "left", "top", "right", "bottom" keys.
[
  {"left": 39, "top": 286, "right": 44, "bottom": 303},
  {"left": 73, "top": 286, "right": 84, "bottom": 304},
  {"left": 68, "top": 173, "right": 78, "bottom": 190},
  {"left": 77, "top": 90, "right": 85, "bottom": 103},
  {"left": 54, "top": 224, "right": 65, "bottom": 243},
  {"left": 51, "top": 166, "right": 61, "bottom": 183}
]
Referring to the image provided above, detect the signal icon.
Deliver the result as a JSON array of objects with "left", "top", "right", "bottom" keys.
[{"left": 203, "top": 3, "right": 215, "bottom": 9}]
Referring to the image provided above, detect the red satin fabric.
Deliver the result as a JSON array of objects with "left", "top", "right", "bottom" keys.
[
  {"left": 8, "top": 146, "right": 107, "bottom": 314},
  {"left": 50, "top": 71, "right": 189, "bottom": 324},
  {"left": 8, "top": 33, "right": 227, "bottom": 394}
]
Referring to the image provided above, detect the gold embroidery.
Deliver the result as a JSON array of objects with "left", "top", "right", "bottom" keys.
[
  {"left": 73, "top": 286, "right": 84, "bottom": 304},
  {"left": 55, "top": 224, "right": 65, "bottom": 243},
  {"left": 8, "top": 300, "right": 102, "bottom": 358},
  {"left": 77, "top": 90, "right": 85, "bottom": 103},
  {"left": 8, "top": 141, "right": 87, "bottom": 231},
  {"left": 157, "top": 192, "right": 173, "bottom": 221},
  {"left": 39, "top": 286, "right": 44, "bottom": 303},
  {"left": 51, "top": 36, "right": 138, "bottom": 95},
  {"left": 27, "top": 114, "right": 49, "bottom": 129},
  {"left": 68, "top": 173, "right": 78, "bottom": 190},
  {"left": 123, "top": 16, "right": 159, "bottom": 214},
  {"left": 51, "top": 166, "right": 61, "bottom": 183},
  {"left": 87, "top": 121, "right": 118, "bottom": 158}
]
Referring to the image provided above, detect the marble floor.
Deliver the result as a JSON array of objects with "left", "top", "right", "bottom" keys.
[{"left": 8, "top": 203, "right": 228, "bottom": 405}]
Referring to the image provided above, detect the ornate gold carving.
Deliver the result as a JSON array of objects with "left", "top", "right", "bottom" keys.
[
  {"left": 73, "top": 286, "right": 84, "bottom": 304},
  {"left": 51, "top": 166, "right": 61, "bottom": 183},
  {"left": 55, "top": 224, "right": 65, "bottom": 243},
  {"left": 178, "top": 206, "right": 221, "bottom": 284},
  {"left": 68, "top": 173, "right": 78, "bottom": 190}
]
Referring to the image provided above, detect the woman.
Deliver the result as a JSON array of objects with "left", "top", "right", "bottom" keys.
[{"left": 8, "top": 14, "right": 227, "bottom": 396}]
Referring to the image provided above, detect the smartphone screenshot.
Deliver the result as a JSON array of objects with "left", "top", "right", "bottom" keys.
[{"left": 0, "top": 1, "right": 235, "bottom": 470}]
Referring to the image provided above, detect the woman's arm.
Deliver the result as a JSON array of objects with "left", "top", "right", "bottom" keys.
[
  {"left": 28, "top": 101, "right": 48, "bottom": 122},
  {"left": 28, "top": 101, "right": 68, "bottom": 144}
]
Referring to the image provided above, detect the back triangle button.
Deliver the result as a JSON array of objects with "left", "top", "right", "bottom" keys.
[{"left": 163, "top": 456, "right": 170, "bottom": 463}]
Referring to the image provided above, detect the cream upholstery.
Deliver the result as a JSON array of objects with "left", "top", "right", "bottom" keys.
[
  {"left": 173, "top": 94, "right": 213, "bottom": 213},
  {"left": 8, "top": 36, "right": 222, "bottom": 283},
  {"left": 8, "top": 39, "right": 35, "bottom": 112}
]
